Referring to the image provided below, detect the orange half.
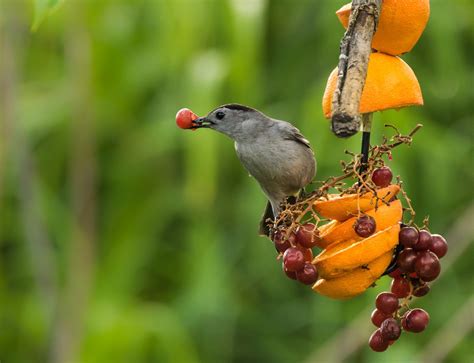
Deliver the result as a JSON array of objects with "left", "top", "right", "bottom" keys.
[
  {"left": 313, "top": 184, "right": 400, "bottom": 221},
  {"left": 316, "top": 199, "right": 402, "bottom": 249},
  {"left": 322, "top": 53, "right": 423, "bottom": 119},
  {"left": 336, "top": 0, "right": 430, "bottom": 56},
  {"left": 312, "top": 250, "right": 393, "bottom": 299},
  {"left": 313, "top": 224, "right": 400, "bottom": 279}
]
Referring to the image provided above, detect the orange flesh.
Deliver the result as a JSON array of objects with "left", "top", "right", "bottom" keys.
[
  {"left": 313, "top": 224, "right": 400, "bottom": 279},
  {"left": 312, "top": 251, "right": 393, "bottom": 299},
  {"left": 313, "top": 184, "right": 400, "bottom": 221},
  {"left": 322, "top": 53, "right": 423, "bottom": 118},
  {"left": 316, "top": 199, "right": 402, "bottom": 249}
]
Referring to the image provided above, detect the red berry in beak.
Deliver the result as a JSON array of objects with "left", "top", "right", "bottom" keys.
[{"left": 176, "top": 108, "right": 198, "bottom": 129}]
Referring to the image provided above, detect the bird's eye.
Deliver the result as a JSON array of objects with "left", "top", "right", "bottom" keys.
[{"left": 215, "top": 111, "right": 225, "bottom": 120}]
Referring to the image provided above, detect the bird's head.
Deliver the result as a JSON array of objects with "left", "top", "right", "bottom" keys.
[{"left": 193, "top": 104, "right": 267, "bottom": 141}]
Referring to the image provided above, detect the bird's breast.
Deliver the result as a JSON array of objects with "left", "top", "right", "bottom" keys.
[{"left": 235, "top": 140, "right": 315, "bottom": 194}]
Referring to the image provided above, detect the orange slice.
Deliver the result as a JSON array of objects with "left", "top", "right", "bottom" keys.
[
  {"left": 322, "top": 53, "right": 423, "bottom": 118},
  {"left": 313, "top": 184, "right": 400, "bottom": 221},
  {"left": 312, "top": 250, "right": 393, "bottom": 299},
  {"left": 316, "top": 200, "right": 402, "bottom": 249},
  {"left": 336, "top": 0, "right": 430, "bottom": 56},
  {"left": 313, "top": 224, "right": 400, "bottom": 279}
]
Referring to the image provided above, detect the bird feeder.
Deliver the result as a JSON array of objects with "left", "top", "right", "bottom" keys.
[{"left": 325, "top": 0, "right": 429, "bottom": 172}]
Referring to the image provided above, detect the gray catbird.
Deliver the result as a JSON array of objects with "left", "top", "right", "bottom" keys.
[{"left": 194, "top": 104, "right": 316, "bottom": 235}]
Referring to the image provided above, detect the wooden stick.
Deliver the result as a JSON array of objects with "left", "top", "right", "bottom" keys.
[{"left": 331, "top": 0, "right": 382, "bottom": 138}]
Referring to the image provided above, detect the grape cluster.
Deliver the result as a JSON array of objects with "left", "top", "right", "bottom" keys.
[
  {"left": 396, "top": 227, "right": 447, "bottom": 282},
  {"left": 368, "top": 226, "right": 448, "bottom": 352},
  {"left": 273, "top": 224, "right": 319, "bottom": 285},
  {"left": 268, "top": 161, "right": 447, "bottom": 353}
]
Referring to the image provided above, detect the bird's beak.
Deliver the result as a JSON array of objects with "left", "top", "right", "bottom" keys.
[{"left": 192, "top": 117, "right": 214, "bottom": 129}]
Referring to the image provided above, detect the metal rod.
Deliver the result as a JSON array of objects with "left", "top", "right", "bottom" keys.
[{"left": 359, "top": 113, "right": 372, "bottom": 175}]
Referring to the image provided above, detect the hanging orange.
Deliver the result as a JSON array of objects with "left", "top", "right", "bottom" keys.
[
  {"left": 322, "top": 53, "right": 423, "bottom": 118},
  {"left": 311, "top": 187, "right": 403, "bottom": 299},
  {"left": 336, "top": 0, "right": 430, "bottom": 56}
]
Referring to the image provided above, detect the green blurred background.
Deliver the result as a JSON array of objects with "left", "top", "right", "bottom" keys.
[{"left": 1, "top": 0, "right": 473, "bottom": 362}]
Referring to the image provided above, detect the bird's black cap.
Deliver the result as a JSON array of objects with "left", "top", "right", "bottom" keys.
[{"left": 221, "top": 103, "right": 255, "bottom": 112}]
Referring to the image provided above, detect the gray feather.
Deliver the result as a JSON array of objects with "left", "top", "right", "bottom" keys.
[{"left": 202, "top": 104, "right": 317, "bottom": 235}]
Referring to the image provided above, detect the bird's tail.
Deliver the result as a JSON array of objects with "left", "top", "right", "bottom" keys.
[
  {"left": 258, "top": 194, "right": 302, "bottom": 237},
  {"left": 259, "top": 201, "right": 274, "bottom": 236}
]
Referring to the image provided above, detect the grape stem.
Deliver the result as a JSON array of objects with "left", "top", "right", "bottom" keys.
[
  {"left": 275, "top": 123, "right": 424, "bottom": 245},
  {"left": 386, "top": 123, "right": 423, "bottom": 148}
]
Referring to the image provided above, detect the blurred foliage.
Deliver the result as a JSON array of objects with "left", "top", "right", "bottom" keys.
[
  {"left": 0, "top": 1, "right": 473, "bottom": 363},
  {"left": 32, "top": 0, "right": 65, "bottom": 30}
]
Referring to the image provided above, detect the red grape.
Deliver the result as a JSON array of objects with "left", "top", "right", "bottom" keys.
[
  {"left": 371, "top": 309, "right": 391, "bottom": 327},
  {"left": 282, "top": 263, "right": 297, "bottom": 280},
  {"left": 274, "top": 238, "right": 290, "bottom": 253},
  {"left": 391, "top": 277, "right": 411, "bottom": 298},
  {"left": 283, "top": 247, "right": 305, "bottom": 272},
  {"left": 404, "top": 308, "right": 429, "bottom": 333},
  {"left": 399, "top": 226, "right": 419, "bottom": 248},
  {"left": 296, "top": 263, "right": 319, "bottom": 285},
  {"left": 353, "top": 215, "right": 376, "bottom": 237},
  {"left": 380, "top": 318, "right": 401, "bottom": 341},
  {"left": 388, "top": 268, "right": 402, "bottom": 279},
  {"left": 414, "top": 230, "right": 432, "bottom": 251},
  {"left": 298, "top": 246, "right": 313, "bottom": 262},
  {"left": 176, "top": 108, "right": 198, "bottom": 129},
  {"left": 273, "top": 231, "right": 296, "bottom": 253},
  {"left": 429, "top": 234, "right": 448, "bottom": 258},
  {"left": 296, "top": 223, "right": 317, "bottom": 248},
  {"left": 413, "top": 283, "right": 430, "bottom": 297},
  {"left": 287, "top": 232, "right": 297, "bottom": 244},
  {"left": 410, "top": 276, "right": 422, "bottom": 286},
  {"left": 415, "top": 251, "right": 441, "bottom": 282},
  {"left": 401, "top": 315, "right": 409, "bottom": 331},
  {"left": 397, "top": 248, "right": 417, "bottom": 273},
  {"left": 375, "top": 292, "right": 399, "bottom": 314},
  {"left": 368, "top": 329, "right": 389, "bottom": 352},
  {"left": 371, "top": 167, "right": 393, "bottom": 188}
]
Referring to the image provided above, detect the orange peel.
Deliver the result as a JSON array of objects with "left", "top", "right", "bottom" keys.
[
  {"left": 316, "top": 200, "right": 402, "bottom": 249},
  {"left": 313, "top": 184, "right": 400, "bottom": 221},
  {"left": 313, "top": 224, "right": 400, "bottom": 279},
  {"left": 312, "top": 250, "right": 393, "bottom": 299},
  {"left": 336, "top": 0, "right": 430, "bottom": 56},
  {"left": 322, "top": 53, "right": 423, "bottom": 118}
]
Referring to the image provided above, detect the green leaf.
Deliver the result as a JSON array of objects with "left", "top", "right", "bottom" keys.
[{"left": 31, "top": 0, "right": 65, "bottom": 31}]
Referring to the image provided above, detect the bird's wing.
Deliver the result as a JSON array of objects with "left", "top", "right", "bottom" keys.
[{"left": 277, "top": 121, "right": 312, "bottom": 149}]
